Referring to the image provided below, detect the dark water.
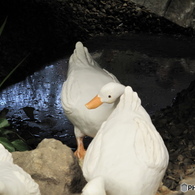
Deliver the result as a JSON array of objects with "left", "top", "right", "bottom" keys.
[
  {"left": 0, "top": 33, "right": 195, "bottom": 149},
  {"left": 0, "top": 62, "right": 68, "bottom": 131}
]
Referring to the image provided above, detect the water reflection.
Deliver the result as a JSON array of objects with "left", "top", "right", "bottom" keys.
[{"left": 0, "top": 60, "right": 71, "bottom": 132}]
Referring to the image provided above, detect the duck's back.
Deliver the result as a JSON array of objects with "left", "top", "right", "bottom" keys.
[
  {"left": 61, "top": 42, "right": 120, "bottom": 137},
  {"left": 83, "top": 87, "right": 169, "bottom": 195}
]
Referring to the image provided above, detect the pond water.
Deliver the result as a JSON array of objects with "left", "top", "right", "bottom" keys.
[{"left": 0, "top": 33, "right": 195, "bottom": 149}]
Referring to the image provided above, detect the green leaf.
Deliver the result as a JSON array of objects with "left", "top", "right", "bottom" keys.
[
  {"left": 0, "top": 118, "right": 10, "bottom": 128},
  {"left": 11, "top": 139, "right": 29, "bottom": 151},
  {"left": 1, "top": 129, "right": 16, "bottom": 136},
  {"left": 0, "top": 137, "right": 15, "bottom": 152},
  {"left": 0, "top": 17, "right": 7, "bottom": 36}
]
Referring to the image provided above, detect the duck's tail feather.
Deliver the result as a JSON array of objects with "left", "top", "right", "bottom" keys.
[
  {"left": 118, "top": 86, "right": 151, "bottom": 121},
  {"left": 69, "top": 42, "right": 99, "bottom": 68},
  {"left": 117, "top": 86, "right": 141, "bottom": 113}
]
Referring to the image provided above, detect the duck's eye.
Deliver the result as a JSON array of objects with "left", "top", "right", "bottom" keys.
[{"left": 108, "top": 95, "right": 111, "bottom": 98}]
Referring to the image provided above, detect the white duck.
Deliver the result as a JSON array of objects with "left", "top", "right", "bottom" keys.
[
  {"left": 61, "top": 42, "right": 120, "bottom": 158},
  {"left": 0, "top": 144, "right": 40, "bottom": 195},
  {"left": 82, "top": 83, "right": 169, "bottom": 195}
]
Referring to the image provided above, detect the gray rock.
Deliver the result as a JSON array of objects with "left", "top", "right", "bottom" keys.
[
  {"left": 165, "top": 0, "right": 195, "bottom": 28},
  {"left": 131, "top": 0, "right": 195, "bottom": 28},
  {"left": 12, "top": 139, "right": 86, "bottom": 195}
]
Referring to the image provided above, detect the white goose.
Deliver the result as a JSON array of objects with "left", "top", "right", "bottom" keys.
[
  {"left": 61, "top": 42, "right": 120, "bottom": 158},
  {"left": 0, "top": 144, "right": 40, "bottom": 195},
  {"left": 82, "top": 83, "right": 169, "bottom": 195}
]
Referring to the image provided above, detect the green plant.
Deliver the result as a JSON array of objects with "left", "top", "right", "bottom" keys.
[
  {"left": 0, "top": 117, "right": 29, "bottom": 152},
  {"left": 0, "top": 54, "right": 30, "bottom": 88},
  {"left": 0, "top": 17, "right": 30, "bottom": 152},
  {"left": 0, "top": 16, "right": 7, "bottom": 36},
  {"left": 0, "top": 17, "right": 30, "bottom": 89}
]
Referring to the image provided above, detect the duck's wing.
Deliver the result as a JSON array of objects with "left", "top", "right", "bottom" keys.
[
  {"left": 61, "top": 75, "right": 80, "bottom": 114},
  {"left": 102, "top": 68, "right": 120, "bottom": 83},
  {"left": 133, "top": 118, "right": 169, "bottom": 170},
  {"left": 113, "top": 87, "right": 168, "bottom": 170}
]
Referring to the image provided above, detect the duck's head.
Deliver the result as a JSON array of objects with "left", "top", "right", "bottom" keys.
[{"left": 85, "top": 82, "right": 125, "bottom": 109}]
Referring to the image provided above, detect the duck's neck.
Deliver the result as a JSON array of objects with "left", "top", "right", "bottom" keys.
[
  {"left": 115, "top": 84, "right": 126, "bottom": 101},
  {"left": 114, "top": 96, "right": 121, "bottom": 107},
  {"left": 111, "top": 84, "right": 125, "bottom": 107}
]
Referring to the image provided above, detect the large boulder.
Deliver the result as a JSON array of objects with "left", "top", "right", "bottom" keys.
[
  {"left": 131, "top": 0, "right": 195, "bottom": 29},
  {"left": 12, "top": 139, "right": 86, "bottom": 195}
]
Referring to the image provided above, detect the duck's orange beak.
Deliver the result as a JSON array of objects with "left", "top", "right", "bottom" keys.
[{"left": 85, "top": 95, "right": 103, "bottom": 109}]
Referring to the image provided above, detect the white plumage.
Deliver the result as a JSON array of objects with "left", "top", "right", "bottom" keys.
[
  {"left": 61, "top": 42, "right": 120, "bottom": 158},
  {"left": 0, "top": 144, "right": 40, "bottom": 195},
  {"left": 82, "top": 85, "right": 169, "bottom": 195}
]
